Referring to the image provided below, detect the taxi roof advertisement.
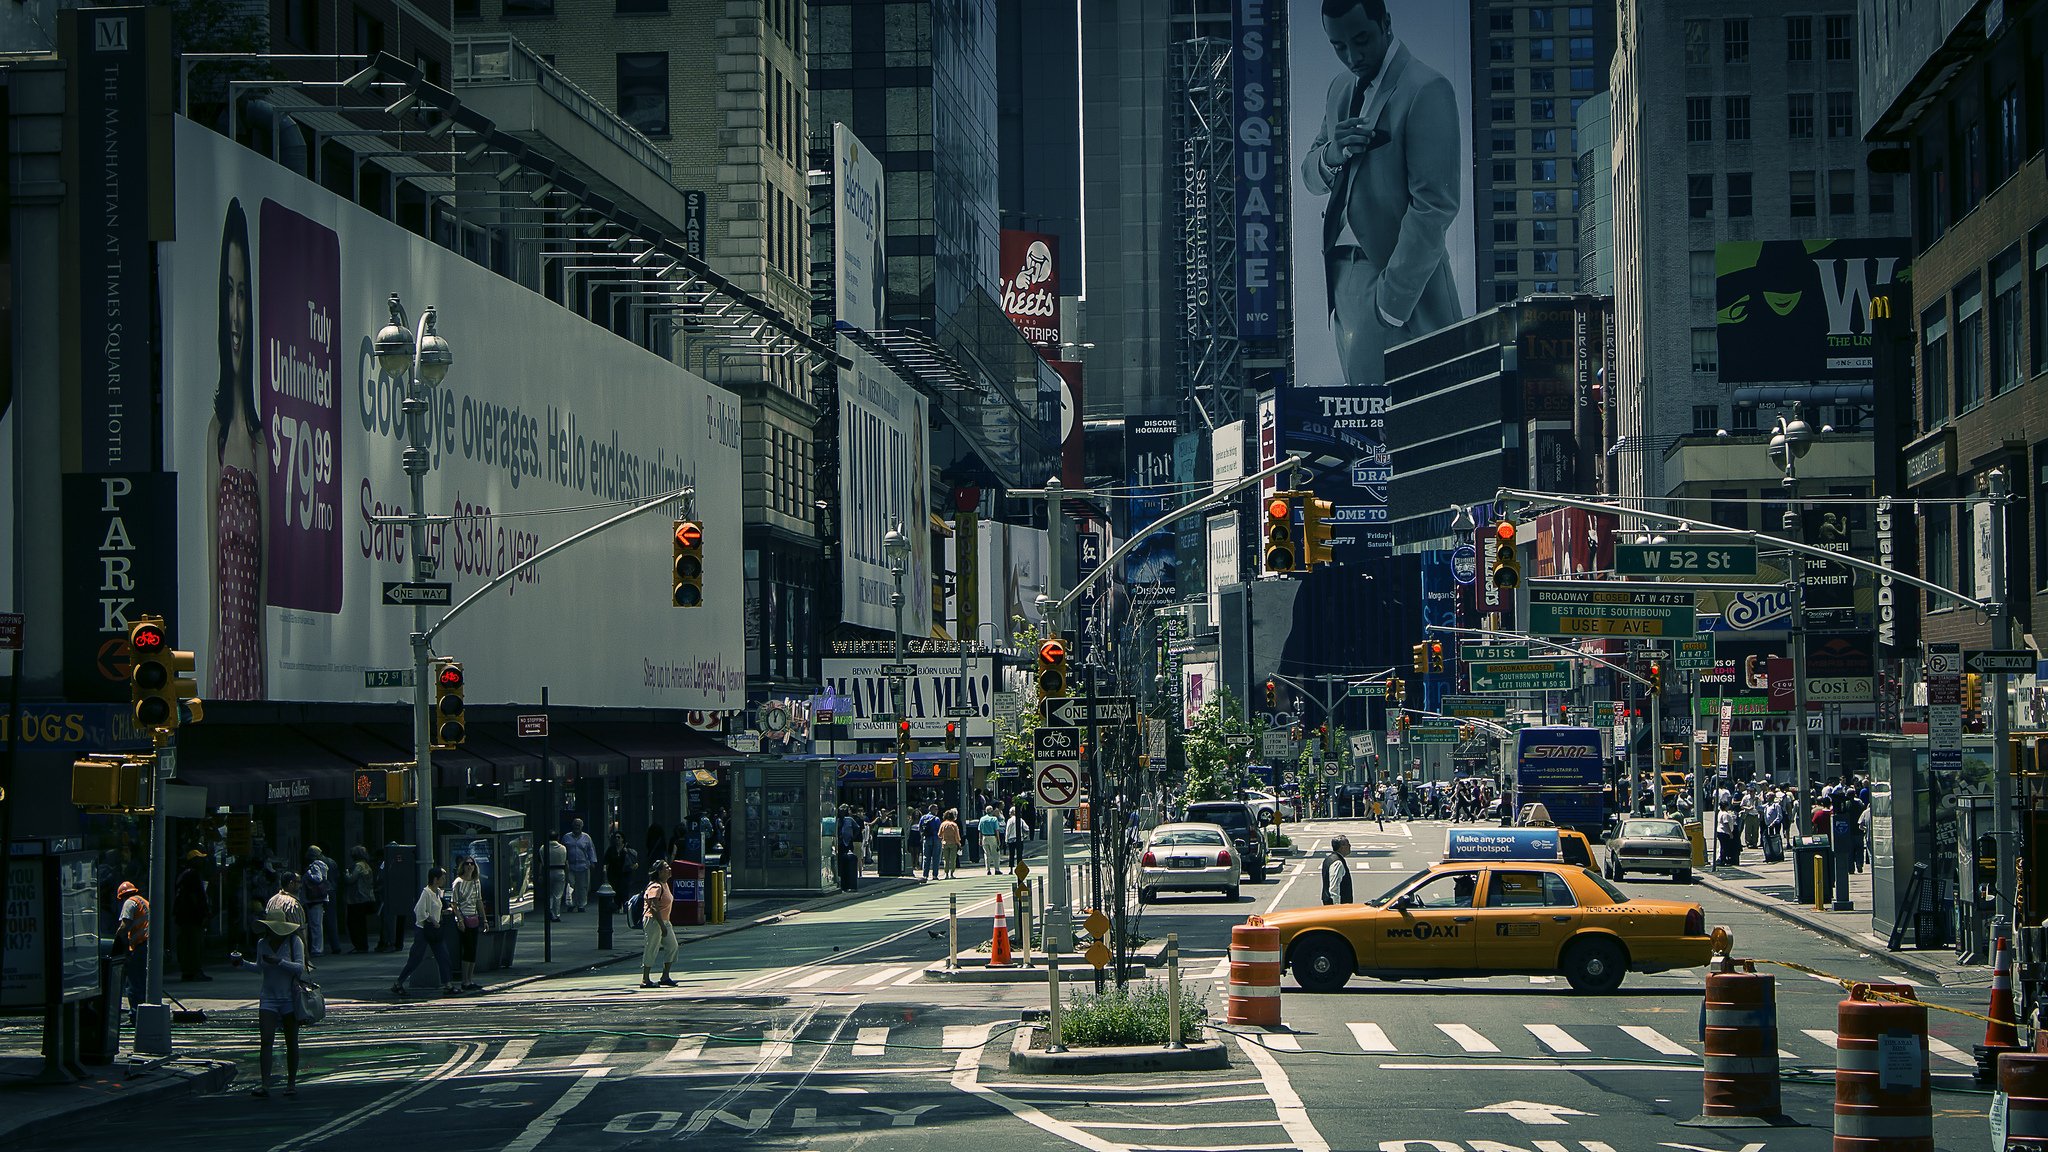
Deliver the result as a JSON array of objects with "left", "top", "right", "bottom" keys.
[
  {"left": 160, "top": 119, "right": 745, "bottom": 711},
  {"left": 1444, "top": 827, "right": 1559, "bottom": 861}
]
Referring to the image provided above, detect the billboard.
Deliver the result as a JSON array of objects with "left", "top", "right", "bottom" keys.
[
  {"left": 839, "top": 346, "right": 932, "bottom": 635},
  {"left": 1289, "top": 0, "right": 1473, "bottom": 557},
  {"left": 1714, "top": 239, "right": 1910, "bottom": 382},
  {"left": 1233, "top": 0, "right": 1286, "bottom": 338},
  {"left": 1124, "top": 418, "right": 1180, "bottom": 588},
  {"left": 833, "top": 123, "right": 888, "bottom": 332},
  {"left": 820, "top": 657, "right": 995, "bottom": 739},
  {"left": 1000, "top": 230, "right": 1061, "bottom": 352},
  {"left": 162, "top": 119, "right": 744, "bottom": 710}
]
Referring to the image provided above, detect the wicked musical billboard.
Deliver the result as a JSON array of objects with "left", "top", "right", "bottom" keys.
[{"left": 1714, "top": 239, "right": 1910, "bottom": 382}]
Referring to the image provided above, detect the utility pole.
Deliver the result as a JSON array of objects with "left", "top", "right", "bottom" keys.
[
  {"left": 1016, "top": 479, "right": 1073, "bottom": 954},
  {"left": 1086, "top": 661, "right": 1104, "bottom": 993},
  {"left": 1988, "top": 468, "right": 2016, "bottom": 925}
]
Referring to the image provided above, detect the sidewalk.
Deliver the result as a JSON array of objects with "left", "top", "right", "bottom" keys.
[{"left": 1691, "top": 848, "right": 1986, "bottom": 987}]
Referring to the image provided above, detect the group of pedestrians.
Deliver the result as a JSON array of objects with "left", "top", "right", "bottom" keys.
[{"left": 1703, "top": 776, "right": 1869, "bottom": 869}]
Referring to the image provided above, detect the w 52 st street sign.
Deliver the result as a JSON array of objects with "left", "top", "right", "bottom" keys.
[{"left": 1614, "top": 543, "right": 1758, "bottom": 576}]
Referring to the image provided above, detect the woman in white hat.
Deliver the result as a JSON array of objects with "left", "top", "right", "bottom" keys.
[{"left": 230, "top": 909, "right": 307, "bottom": 1097}]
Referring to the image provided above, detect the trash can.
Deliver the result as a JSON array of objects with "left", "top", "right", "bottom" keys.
[
  {"left": 79, "top": 947, "right": 119, "bottom": 1065},
  {"left": 875, "top": 836, "right": 904, "bottom": 877},
  {"left": 706, "top": 867, "right": 726, "bottom": 924},
  {"left": 1684, "top": 821, "right": 1706, "bottom": 867},
  {"left": 1792, "top": 837, "right": 1833, "bottom": 905},
  {"left": 670, "top": 859, "right": 705, "bottom": 926}
]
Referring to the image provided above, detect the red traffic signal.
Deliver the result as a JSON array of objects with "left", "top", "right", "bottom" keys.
[
  {"left": 437, "top": 664, "right": 464, "bottom": 689},
  {"left": 673, "top": 521, "right": 702, "bottom": 549},
  {"left": 1038, "top": 639, "right": 1066, "bottom": 664},
  {"left": 130, "top": 623, "right": 167, "bottom": 654},
  {"left": 1495, "top": 520, "right": 1516, "bottom": 542},
  {"left": 898, "top": 719, "right": 911, "bottom": 735}
]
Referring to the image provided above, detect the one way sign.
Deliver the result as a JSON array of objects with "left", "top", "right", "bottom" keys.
[
  {"left": 1043, "top": 696, "right": 1136, "bottom": 726},
  {"left": 1965, "top": 649, "right": 2034, "bottom": 674},
  {"left": 382, "top": 581, "right": 452, "bottom": 606}
]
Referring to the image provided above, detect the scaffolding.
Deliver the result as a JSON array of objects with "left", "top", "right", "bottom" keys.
[{"left": 1168, "top": 36, "right": 1243, "bottom": 433}]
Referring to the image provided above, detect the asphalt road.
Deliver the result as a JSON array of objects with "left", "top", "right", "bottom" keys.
[{"left": 13, "top": 819, "right": 2003, "bottom": 1152}]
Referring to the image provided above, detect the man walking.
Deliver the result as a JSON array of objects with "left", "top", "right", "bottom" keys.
[
  {"left": 562, "top": 819, "right": 597, "bottom": 913},
  {"left": 390, "top": 867, "right": 454, "bottom": 997},
  {"left": 918, "top": 805, "right": 943, "bottom": 881},
  {"left": 979, "top": 807, "right": 1003, "bottom": 874},
  {"left": 173, "top": 850, "right": 213, "bottom": 982},
  {"left": 543, "top": 833, "right": 568, "bottom": 922},
  {"left": 113, "top": 880, "right": 150, "bottom": 1017},
  {"left": 1004, "top": 807, "right": 1026, "bottom": 870},
  {"left": 640, "top": 861, "right": 679, "bottom": 988},
  {"left": 301, "top": 846, "right": 335, "bottom": 957},
  {"left": 1322, "top": 836, "right": 1353, "bottom": 905}
]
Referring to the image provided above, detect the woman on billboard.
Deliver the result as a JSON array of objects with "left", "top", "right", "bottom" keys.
[{"left": 205, "top": 198, "right": 268, "bottom": 699}]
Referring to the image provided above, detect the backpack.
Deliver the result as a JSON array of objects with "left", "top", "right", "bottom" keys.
[
  {"left": 303, "top": 859, "right": 331, "bottom": 903},
  {"left": 624, "top": 891, "right": 646, "bottom": 929}
]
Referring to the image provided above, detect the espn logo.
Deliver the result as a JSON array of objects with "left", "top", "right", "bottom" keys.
[{"left": 93, "top": 16, "right": 129, "bottom": 52}]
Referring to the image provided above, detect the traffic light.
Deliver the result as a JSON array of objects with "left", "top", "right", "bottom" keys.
[
  {"left": 1388, "top": 677, "right": 1404, "bottom": 702},
  {"left": 1395, "top": 714, "right": 1411, "bottom": 733},
  {"left": 1663, "top": 744, "right": 1685, "bottom": 766},
  {"left": 945, "top": 721, "right": 959, "bottom": 752},
  {"left": 1302, "top": 496, "right": 1336, "bottom": 568},
  {"left": 72, "top": 754, "right": 152, "bottom": 811},
  {"left": 1460, "top": 724, "right": 1475, "bottom": 742},
  {"left": 672, "top": 519, "right": 704, "bottom": 607},
  {"left": 1037, "top": 638, "right": 1070, "bottom": 698},
  {"left": 1647, "top": 661, "right": 1664, "bottom": 694},
  {"left": 1412, "top": 643, "right": 1428, "bottom": 674},
  {"left": 128, "top": 616, "right": 198, "bottom": 735},
  {"left": 1491, "top": 519, "right": 1520, "bottom": 590},
  {"left": 353, "top": 765, "right": 417, "bottom": 808},
  {"left": 1963, "top": 673, "right": 1984, "bottom": 722},
  {"left": 1264, "top": 496, "right": 1297, "bottom": 573},
  {"left": 432, "top": 658, "right": 466, "bottom": 749},
  {"left": 1427, "top": 640, "right": 1445, "bottom": 674},
  {"left": 1265, "top": 679, "right": 1277, "bottom": 708},
  {"left": 896, "top": 718, "right": 912, "bottom": 755}
]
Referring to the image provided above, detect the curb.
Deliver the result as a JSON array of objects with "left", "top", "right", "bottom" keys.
[
  {"left": 925, "top": 961, "right": 1152, "bottom": 983},
  {"left": 1694, "top": 873, "right": 1968, "bottom": 986},
  {"left": 0, "top": 1057, "right": 236, "bottom": 1145},
  {"left": 1007, "top": 1025, "right": 1230, "bottom": 1074}
]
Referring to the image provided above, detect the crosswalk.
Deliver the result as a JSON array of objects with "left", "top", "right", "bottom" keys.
[{"left": 1229, "top": 1017, "right": 1981, "bottom": 1068}]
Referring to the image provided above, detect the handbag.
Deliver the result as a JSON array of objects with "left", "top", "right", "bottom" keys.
[
  {"left": 461, "top": 913, "right": 481, "bottom": 929},
  {"left": 295, "top": 980, "right": 326, "bottom": 1024}
]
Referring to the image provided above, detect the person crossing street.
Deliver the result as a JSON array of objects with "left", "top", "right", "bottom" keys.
[{"left": 640, "top": 861, "right": 679, "bottom": 988}]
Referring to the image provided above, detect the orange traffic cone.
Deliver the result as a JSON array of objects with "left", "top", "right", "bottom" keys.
[
  {"left": 1987, "top": 931, "right": 2020, "bottom": 1049},
  {"left": 989, "top": 893, "right": 1014, "bottom": 967}
]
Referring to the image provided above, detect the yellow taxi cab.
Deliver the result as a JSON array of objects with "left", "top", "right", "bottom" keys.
[{"left": 1264, "top": 827, "right": 1714, "bottom": 995}]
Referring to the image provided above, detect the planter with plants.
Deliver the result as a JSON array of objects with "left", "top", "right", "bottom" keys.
[
  {"left": 1265, "top": 829, "right": 1293, "bottom": 857},
  {"left": 1009, "top": 980, "right": 1229, "bottom": 1073}
]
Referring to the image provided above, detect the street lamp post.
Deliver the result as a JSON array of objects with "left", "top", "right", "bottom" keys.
[
  {"left": 1766, "top": 412, "right": 1815, "bottom": 813},
  {"left": 885, "top": 523, "right": 911, "bottom": 844},
  {"left": 375, "top": 295, "right": 454, "bottom": 888}
]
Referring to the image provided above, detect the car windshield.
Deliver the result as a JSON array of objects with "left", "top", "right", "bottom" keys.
[
  {"left": 1367, "top": 866, "right": 1437, "bottom": 906},
  {"left": 1621, "top": 820, "right": 1683, "bottom": 838},
  {"left": 1188, "top": 806, "right": 1252, "bottom": 834},
  {"left": 1151, "top": 829, "right": 1225, "bottom": 847}
]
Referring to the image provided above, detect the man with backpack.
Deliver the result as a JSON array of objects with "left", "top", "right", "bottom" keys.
[{"left": 302, "top": 847, "right": 336, "bottom": 957}]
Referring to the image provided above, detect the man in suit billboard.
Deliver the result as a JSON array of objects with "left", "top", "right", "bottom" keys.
[{"left": 1302, "top": 0, "right": 1464, "bottom": 388}]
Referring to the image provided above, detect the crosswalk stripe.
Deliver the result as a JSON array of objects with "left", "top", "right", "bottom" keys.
[
  {"left": 943, "top": 1025, "right": 993, "bottom": 1050},
  {"left": 1258, "top": 1032, "right": 1301, "bottom": 1051},
  {"left": 895, "top": 968, "right": 928, "bottom": 986},
  {"left": 1928, "top": 1037, "right": 1974, "bottom": 1066},
  {"left": 1436, "top": 1023, "right": 1499, "bottom": 1053},
  {"left": 1620, "top": 1026, "right": 1691, "bottom": 1055},
  {"left": 663, "top": 1035, "right": 705, "bottom": 1062},
  {"left": 570, "top": 1037, "right": 616, "bottom": 1067},
  {"left": 1206, "top": 960, "right": 1231, "bottom": 980},
  {"left": 1802, "top": 1028, "right": 1839, "bottom": 1049},
  {"left": 1526, "top": 1024, "right": 1589, "bottom": 1053},
  {"left": 856, "top": 966, "right": 909, "bottom": 986},
  {"left": 485, "top": 1038, "right": 535, "bottom": 1073},
  {"left": 851, "top": 1027, "right": 890, "bottom": 1057},
  {"left": 758, "top": 1027, "right": 795, "bottom": 1064},
  {"left": 1347, "top": 1023, "right": 1397, "bottom": 1053},
  {"left": 786, "top": 967, "right": 839, "bottom": 989}
]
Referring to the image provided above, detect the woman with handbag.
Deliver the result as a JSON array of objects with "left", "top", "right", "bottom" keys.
[
  {"left": 230, "top": 911, "right": 308, "bottom": 1098},
  {"left": 450, "top": 857, "right": 489, "bottom": 992}
]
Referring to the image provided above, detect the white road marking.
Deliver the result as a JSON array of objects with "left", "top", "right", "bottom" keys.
[
  {"left": 1928, "top": 1037, "right": 1974, "bottom": 1066},
  {"left": 757, "top": 1025, "right": 795, "bottom": 1064},
  {"left": 1233, "top": 1034, "right": 1333, "bottom": 1152},
  {"left": 894, "top": 967, "right": 928, "bottom": 986},
  {"left": 1347, "top": 1023, "right": 1397, "bottom": 1053},
  {"left": 502, "top": 1067, "right": 608, "bottom": 1152},
  {"left": 1262, "top": 862, "right": 1308, "bottom": 915},
  {"left": 977, "top": 1078, "right": 1265, "bottom": 1093},
  {"left": 1378, "top": 1062, "right": 1696, "bottom": 1072},
  {"left": 484, "top": 1038, "right": 534, "bottom": 1073},
  {"left": 1526, "top": 1024, "right": 1589, "bottom": 1054},
  {"left": 1802, "top": 1028, "right": 1839, "bottom": 1049},
  {"left": 851, "top": 1026, "right": 890, "bottom": 1057},
  {"left": 1528, "top": 975, "right": 1559, "bottom": 985},
  {"left": 944, "top": 1024, "right": 994, "bottom": 1050},
  {"left": 1071, "top": 1120, "right": 1289, "bottom": 1131},
  {"left": 856, "top": 965, "right": 909, "bottom": 986},
  {"left": 1620, "top": 1026, "right": 1692, "bottom": 1055},
  {"left": 1436, "top": 1023, "right": 1500, "bottom": 1053},
  {"left": 785, "top": 967, "right": 839, "bottom": 989},
  {"left": 269, "top": 1041, "right": 488, "bottom": 1152},
  {"left": 1255, "top": 1032, "right": 1301, "bottom": 1051},
  {"left": 1026, "top": 1095, "right": 1274, "bottom": 1109},
  {"left": 663, "top": 1035, "right": 706, "bottom": 1062},
  {"left": 1207, "top": 960, "right": 1231, "bottom": 980},
  {"left": 570, "top": 1036, "right": 616, "bottom": 1067}
]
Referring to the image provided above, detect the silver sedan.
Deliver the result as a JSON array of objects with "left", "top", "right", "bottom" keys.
[
  {"left": 1605, "top": 817, "right": 1695, "bottom": 882},
  {"left": 1138, "top": 823, "right": 1241, "bottom": 903}
]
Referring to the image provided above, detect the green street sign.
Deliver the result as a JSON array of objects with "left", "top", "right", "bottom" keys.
[
  {"left": 1347, "top": 681, "right": 1389, "bottom": 697},
  {"left": 1461, "top": 643, "right": 1531, "bottom": 662},
  {"left": 1674, "top": 634, "right": 1716, "bottom": 671},
  {"left": 1443, "top": 696, "right": 1509, "bottom": 719},
  {"left": 1467, "top": 659, "right": 1576, "bottom": 693},
  {"left": 1409, "top": 723, "right": 1460, "bottom": 743},
  {"left": 1527, "top": 587, "right": 1697, "bottom": 639},
  {"left": 1614, "top": 543, "right": 1759, "bottom": 576}
]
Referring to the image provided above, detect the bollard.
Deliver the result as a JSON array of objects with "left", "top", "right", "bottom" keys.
[
  {"left": 948, "top": 894, "right": 958, "bottom": 970},
  {"left": 1813, "top": 853, "right": 1826, "bottom": 912},
  {"left": 1834, "top": 983, "right": 1931, "bottom": 1152},
  {"left": 1166, "top": 932, "right": 1185, "bottom": 1050},
  {"left": 1999, "top": 1051, "right": 2048, "bottom": 1151},
  {"left": 596, "top": 886, "right": 614, "bottom": 951},
  {"left": 1046, "top": 948, "right": 1065, "bottom": 1053},
  {"left": 1687, "top": 958, "right": 1791, "bottom": 1126},
  {"left": 1226, "top": 918, "right": 1283, "bottom": 1029}
]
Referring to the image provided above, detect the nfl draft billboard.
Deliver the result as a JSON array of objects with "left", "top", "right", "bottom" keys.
[
  {"left": 1715, "top": 239, "right": 1910, "bottom": 382},
  {"left": 160, "top": 119, "right": 744, "bottom": 710}
]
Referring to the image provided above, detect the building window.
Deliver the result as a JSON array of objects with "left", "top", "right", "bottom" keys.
[
  {"left": 1991, "top": 247, "right": 2023, "bottom": 395},
  {"left": 453, "top": 0, "right": 479, "bottom": 17},
  {"left": 1531, "top": 129, "right": 1557, "bottom": 152},
  {"left": 1870, "top": 173, "right": 1895, "bottom": 214},
  {"left": 1492, "top": 99, "right": 1515, "bottom": 123},
  {"left": 1531, "top": 69, "right": 1556, "bottom": 92},
  {"left": 503, "top": 0, "right": 554, "bottom": 15},
  {"left": 1530, "top": 98, "right": 1556, "bottom": 121},
  {"left": 1826, "top": 91, "right": 1855, "bottom": 138},
  {"left": 1531, "top": 190, "right": 1557, "bottom": 213},
  {"left": 1690, "top": 250, "right": 1715, "bottom": 299},
  {"left": 1532, "top": 219, "right": 1558, "bottom": 243},
  {"left": 1490, "top": 8, "right": 1514, "bottom": 31},
  {"left": 2032, "top": 228, "right": 2048, "bottom": 378},
  {"left": 1568, "top": 36, "right": 1595, "bottom": 60},
  {"left": 1922, "top": 302, "right": 1950, "bottom": 426},
  {"left": 1691, "top": 328, "right": 1719, "bottom": 373},
  {"left": 1787, "top": 93, "right": 1815, "bottom": 139},
  {"left": 1828, "top": 169, "right": 1855, "bottom": 215},
  {"left": 1495, "top": 282, "right": 1519, "bottom": 304},
  {"left": 1786, "top": 16, "right": 1812, "bottom": 61},
  {"left": 616, "top": 0, "right": 667, "bottom": 10},
  {"left": 1492, "top": 160, "right": 1517, "bottom": 183},
  {"left": 1490, "top": 39, "right": 1514, "bottom": 62},
  {"left": 1491, "top": 69, "right": 1516, "bottom": 93},
  {"left": 1724, "top": 18, "right": 1750, "bottom": 64},
  {"left": 1688, "top": 173, "right": 1714, "bottom": 219},
  {"left": 1533, "top": 249, "right": 1560, "bottom": 274},
  {"left": 1963, "top": 120, "right": 1985, "bottom": 211},
  {"left": 1532, "top": 280, "right": 1560, "bottom": 293},
  {"left": 1710, "top": 488, "right": 1747, "bottom": 530},
  {"left": 1684, "top": 19, "right": 1711, "bottom": 66},
  {"left": 1789, "top": 170, "right": 1816, "bottom": 217},
  {"left": 1570, "top": 6, "right": 1594, "bottom": 30},
  {"left": 1570, "top": 67, "right": 1597, "bottom": 89},
  {"left": 1686, "top": 97, "right": 1712, "bottom": 142},
  {"left": 1995, "top": 85, "right": 2022, "bottom": 185},
  {"left": 1492, "top": 190, "right": 1517, "bottom": 214},
  {"left": 1491, "top": 130, "right": 1517, "bottom": 153},
  {"left": 353, "top": 11, "right": 385, "bottom": 55},
  {"left": 1494, "top": 219, "right": 1518, "bottom": 243},
  {"left": 1693, "top": 405, "right": 1719, "bottom": 433},
  {"left": 1726, "top": 172, "right": 1752, "bottom": 217},
  {"left": 2035, "top": 447, "right": 2048, "bottom": 589},
  {"left": 1731, "top": 406, "right": 1759, "bottom": 432},
  {"left": 1531, "top": 38, "right": 1555, "bottom": 61},
  {"left": 1725, "top": 95, "right": 1750, "bottom": 140},
  {"left": 617, "top": 52, "right": 669, "bottom": 137},
  {"left": 1533, "top": 159, "right": 1558, "bottom": 181},
  {"left": 1956, "top": 276, "right": 1984, "bottom": 410},
  {"left": 1925, "top": 507, "right": 1952, "bottom": 610},
  {"left": 1530, "top": 7, "right": 1554, "bottom": 30},
  {"left": 1824, "top": 14, "right": 1853, "bottom": 61},
  {"left": 1494, "top": 250, "right": 1519, "bottom": 274}
]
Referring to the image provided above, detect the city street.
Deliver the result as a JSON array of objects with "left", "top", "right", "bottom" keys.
[{"left": 5, "top": 820, "right": 1999, "bottom": 1152}]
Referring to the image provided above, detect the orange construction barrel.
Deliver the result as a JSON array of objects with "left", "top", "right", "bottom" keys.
[
  {"left": 1226, "top": 919, "right": 1282, "bottom": 1028},
  {"left": 1701, "top": 963, "right": 1784, "bottom": 1121},
  {"left": 1834, "top": 984, "right": 1931, "bottom": 1152}
]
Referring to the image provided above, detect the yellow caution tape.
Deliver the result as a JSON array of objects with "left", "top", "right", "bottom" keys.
[{"left": 1752, "top": 956, "right": 2021, "bottom": 1031}]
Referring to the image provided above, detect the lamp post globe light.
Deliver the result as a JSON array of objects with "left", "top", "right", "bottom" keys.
[
  {"left": 379, "top": 293, "right": 454, "bottom": 890},
  {"left": 884, "top": 522, "right": 911, "bottom": 839}
]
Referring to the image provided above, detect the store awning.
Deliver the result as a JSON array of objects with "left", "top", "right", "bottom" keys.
[
  {"left": 577, "top": 722, "right": 736, "bottom": 769},
  {"left": 171, "top": 726, "right": 365, "bottom": 807}
]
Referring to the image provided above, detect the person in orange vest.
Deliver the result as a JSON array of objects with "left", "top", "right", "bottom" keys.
[{"left": 113, "top": 880, "right": 150, "bottom": 1018}]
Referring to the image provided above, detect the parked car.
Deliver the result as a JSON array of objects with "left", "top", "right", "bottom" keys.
[
  {"left": 1246, "top": 790, "right": 1298, "bottom": 824},
  {"left": 1137, "top": 822, "right": 1242, "bottom": 902},
  {"left": 1182, "top": 800, "right": 1270, "bottom": 882}
]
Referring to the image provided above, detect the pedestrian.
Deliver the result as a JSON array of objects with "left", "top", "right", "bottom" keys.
[
  {"left": 1715, "top": 805, "right": 1741, "bottom": 868},
  {"left": 173, "top": 850, "right": 213, "bottom": 982},
  {"left": 265, "top": 872, "right": 308, "bottom": 965},
  {"left": 919, "top": 805, "right": 943, "bottom": 880},
  {"left": 1762, "top": 792, "right": 1785, "bottom": 863},
  {"left": 344, "top": 846, "right": 376, "bottom": 954},
  {"left": 301, "top": 846, "right": 335, "bottom": 957},
  {"left": 113, "top": 880, "right": 150, "bottom": 1016},
  {"left": 939, "top": 809, "right": 962, "bottom": 879},
  {"left": 231, "top": 910, "right": 307, "bottom": 1098},
  {"left": 543, "top": 833, "right": 568, "bottom": 922},
  {"left": 449, "top": 857, "right": 488, "bottom": 992},
  {"left": 835, "top": 806, "right": 862, "bottom": 893},
  {"left": 603, "top": 830, "right": 635, "bottom": 901},
  {"left": 978, "top": 807, "right": 1002, "bottom": 874},
  {"left": 1741, "top": 792, "right": 1762, "bottom": 848},
  {"left": 1004, "top": 807, "right": 1025, "bottom": 870},
  {"left": 640, "top": 861, "right": 679, "bottom": 988},
  {"left": 390, "top": 867, "right": 454, "bottom": 997},
  {"left": 563, "top": 819, "right": 597, "bottom": 913},
  {"left": 1322, "top": 836, "right": 1353, "bottom": 905},
  {"left": 375, "top": 844, "right": 402, "bottom": 952}
]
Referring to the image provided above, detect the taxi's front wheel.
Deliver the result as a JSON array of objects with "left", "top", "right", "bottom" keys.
[
  {"left": 1561, "top": 938, "right": 1627, "bottom": 994},
  {"left": 1290, "top": 936, "right": 1354, "bottom": 993}
]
